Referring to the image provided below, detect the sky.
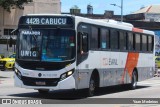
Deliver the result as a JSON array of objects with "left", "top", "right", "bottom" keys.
[{"left": 61, "top": 0, "right": 160, "bottom": 15}]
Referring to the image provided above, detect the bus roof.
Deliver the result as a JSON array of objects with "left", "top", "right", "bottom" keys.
[
  {"left": 23, "top": 14, "right": 155, "bottom": 35},
  {"left": 74, "top": 16, "right": 155, "bottom": 35}
]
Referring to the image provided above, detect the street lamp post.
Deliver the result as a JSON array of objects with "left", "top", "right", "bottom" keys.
[{"left": 111, "top": 0, "right": 123, "bottom": 22}]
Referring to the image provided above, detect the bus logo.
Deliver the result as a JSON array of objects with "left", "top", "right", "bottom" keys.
[
  {"left": 38, "top": 73, "right": 42, "bottom": 77},
  {"left": 102, "top": 58, "right": 118, "bottom": 66},
  {"left": 21, "top": 50, "right": 37, "bottom": 57}
]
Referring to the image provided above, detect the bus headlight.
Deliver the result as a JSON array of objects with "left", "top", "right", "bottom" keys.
[
  {"left": 60, "top": 69, "right": 74, "bottom": 81},
  {"left": 15, "top": 68, "right": 18, "bottom": 73},
  {"left": 14, "top": 68, "right": 22, "bottom": 80}
]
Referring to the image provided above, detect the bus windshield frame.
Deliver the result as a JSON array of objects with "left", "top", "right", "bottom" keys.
[{"left": 17, "top": 28, "right": 76, "bottom": 62}]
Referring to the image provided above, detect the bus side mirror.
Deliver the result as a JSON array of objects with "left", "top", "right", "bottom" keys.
[
  {"left": 9, "top": 28, "right": 18, "bottom": 47},
  {"left": 9, "top": 37, "right": 13, "bottom": 47}
]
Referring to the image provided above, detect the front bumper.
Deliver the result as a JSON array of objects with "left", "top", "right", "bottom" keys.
[
  {"left": 14, "top": 73, "right": 76, "bottom": 90},
  {"left": 0, "top": 61, "right": 5, "bottom": 70},
  {"left": 0, "top": 61, "right": 14, "bottom": 69}
]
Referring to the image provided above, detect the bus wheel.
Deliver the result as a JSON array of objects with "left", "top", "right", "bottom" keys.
[
  {"left": 38, "top": 89, "right": 49, "bottom": 94},
  {"left": 130, "top": 71, "right": 137, "bottom": 90},
  {"left": 88, "top": 75, "right": 96, "bottom": 97}
]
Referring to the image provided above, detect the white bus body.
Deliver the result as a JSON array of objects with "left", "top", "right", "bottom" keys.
[{"left": 14, "top": 14, "right": 155, "bottom": 96}]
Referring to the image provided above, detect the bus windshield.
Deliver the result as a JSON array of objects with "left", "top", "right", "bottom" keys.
[{"left": 18, "top": 29, "right": 75, "bottom": 62}]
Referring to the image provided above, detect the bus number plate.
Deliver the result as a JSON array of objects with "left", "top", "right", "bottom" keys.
[{"left": 35, "top": 81, "right": 46, "bottom": 85}]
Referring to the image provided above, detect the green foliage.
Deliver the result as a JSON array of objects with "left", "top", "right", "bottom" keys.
[{"left": 0, "top": 0, "right": 33, "bottom": 12}]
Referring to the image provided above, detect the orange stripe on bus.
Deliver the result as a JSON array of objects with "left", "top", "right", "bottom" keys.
[
  {"left": 132, "top": 28, "right": 143, "bottom": 33},
  {"left": 121, "top": 53, "right": 139, "bottom": 83},
  {"left": 146, "top": 6, "right": 152, "bottom": 13}
]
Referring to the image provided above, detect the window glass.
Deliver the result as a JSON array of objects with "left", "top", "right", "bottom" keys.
[
  {"left": 128, "top": 32, "right": 134, "bottom": 51},
  {"left": 110, "top": 29, "right": 119, "bottom": 49},
  {"left": 148, "top": 36, "right": 152, "bottom": 52},
  {"left": 82, "top": 33, "right": 88, "bottom": 52},
  {"left": 91, "top": 26, "right": 98, "bottom": 49},
  {"left": 152, "top": 36, "right": 154, "bottom": 52},
  {"left": 101, "top": 28, "right": 109, "bottom": 49},
  {"left": 4, "top": 29, "right": 17, "bottom": 35},
  {"left": 135, "top": 34, "right": 141, "bottom": 51},
  {"left": 119, "top": 31, "right": 126, "bottom": 50},
  {"left": 142, "top": 34, "right": 147, "bottom": 51}
]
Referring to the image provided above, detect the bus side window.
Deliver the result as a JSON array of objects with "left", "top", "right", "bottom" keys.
[
  {"left": 142, "top": 34, "right": 147, "bottom": 52},
  {"left": 127, "top": 32, "right": 134, "bottom": 51},
  {"left": 110, "top": 29, "right": 119, "bottom": 50},
  {"left": 119, "top": 31, "right": 127, "bottom": 51},
  {"left": 82, "top": 33, "right": 88, "bottom": 53},
  {"left": 148, "top": 35, "right": 152, "bottom": 52},
  {"left": 101, "top": 28, "right": 109, "bottom": 49},
  {"left": 77, "top": 32, "right": 82, "bottom": 54},
  {"left": 77, "top": 32, "right": 88, "bottom": 54}
]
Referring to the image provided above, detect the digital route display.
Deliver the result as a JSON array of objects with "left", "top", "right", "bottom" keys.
[{"left": 19, "top": 16, "right": 74, "bottom": 27}]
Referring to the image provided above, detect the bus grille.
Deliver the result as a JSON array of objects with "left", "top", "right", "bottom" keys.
[{"left": 21, "top": 76, "right": 59, "bottom": 86}]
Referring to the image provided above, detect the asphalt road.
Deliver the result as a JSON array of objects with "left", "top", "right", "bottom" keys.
[{"left": 0, "top": 70, "right": 160, "bottom": 107}]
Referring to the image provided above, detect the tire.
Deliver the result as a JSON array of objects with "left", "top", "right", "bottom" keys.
[
  {"left": 129, "top": 71, "right": 137, "bottom": 90},
  {"left": 1, "top": 67, "right": 6, "bottom": 71},
  {"left": 12, "top": 64, "right": 15, "bottom": 71},
  {"left": 87, "top": 75, "right": 96, "bottom": 97},
  {"left": 38, "top": 89, "right": 49, "bottom": 94}
]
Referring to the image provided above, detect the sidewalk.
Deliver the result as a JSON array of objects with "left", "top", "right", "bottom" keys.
[
  {"left": 0, "top": 70, "right": 14, "bottom": 85},
  {"left": 0, "top": 70, "right": 14, "bottom": 78}
]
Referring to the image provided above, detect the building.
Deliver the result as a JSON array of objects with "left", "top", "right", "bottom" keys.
[
  {"left": 125, "top": 5, "right": 160, "bottom": 30},
  {"left": 63, "top": 5, "right": 121, "bottom": 20},
  {"left": 63, "top": 4, "right": 160, "bottom": 55},
  {"left": 133, "top": 5, "right": 160, "bottom": 22},
  {"left": 125, "top": 5, "right": 160, "bottom": 55},
  {"left": 0, "top": 0, "right": 61, "bottom": 56}
]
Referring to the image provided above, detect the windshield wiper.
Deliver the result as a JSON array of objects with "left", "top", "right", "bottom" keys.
[{"left": 29, "top": 26, "right": 38, "bottom": 43}]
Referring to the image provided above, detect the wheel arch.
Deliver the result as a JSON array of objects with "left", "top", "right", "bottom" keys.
[{"left": 90, "top": 69, "right": 100, "bottom": 88}]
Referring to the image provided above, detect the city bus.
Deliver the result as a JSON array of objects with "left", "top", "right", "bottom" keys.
[{"left": 14, "top": 14, "right": 155, "bottom": 96}]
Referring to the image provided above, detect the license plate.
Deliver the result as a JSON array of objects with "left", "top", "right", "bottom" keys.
[{"left": 35, "top": 81, "right": 46, "bottom": 85}]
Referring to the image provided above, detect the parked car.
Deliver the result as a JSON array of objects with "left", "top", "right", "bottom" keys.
[
  {"left": 155, "top": 56, "right": 160, "bottom": 68},
  {"left": 0, "top": 55, "right": 4, "bottom": 59},
  {"left": 0, "top": 53, "right": 15, "bottom": 71}
]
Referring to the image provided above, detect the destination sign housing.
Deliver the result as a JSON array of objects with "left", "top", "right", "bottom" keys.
[{"left": 19, "top": 16, "right": 74, "bottom": 27}]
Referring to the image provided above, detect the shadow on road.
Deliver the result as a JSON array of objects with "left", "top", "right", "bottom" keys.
[
  {"left": 0, "top": 70, "right": 14, "bottom": 72},
  {"left": 9, "top": 89, "right": 87, "bottom": 99},
  {"left": 94, "top": 85, "right": 150, "bottom": 97},
  {"left": 0, "top": 76, "right": 8, "bottom": 78},
  {"left": 9, "top": 84, "right": 150, "bottom": 100}
]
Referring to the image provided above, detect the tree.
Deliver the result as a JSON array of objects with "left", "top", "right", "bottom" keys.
[{"left": 0, "top": 0, "right": 33, "bottom": 12}]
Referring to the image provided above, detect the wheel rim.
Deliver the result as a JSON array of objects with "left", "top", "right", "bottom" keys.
[{"left": 132, "top": 72, "right": 137, "bottom": 88}]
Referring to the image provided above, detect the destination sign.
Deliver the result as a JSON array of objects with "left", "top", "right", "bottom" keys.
[
  {"left": 19, "top": 16, "right": 74, "bottom": 26},
  {"left": 26, "top": 18, "right": 66, "bottom": 25}
]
